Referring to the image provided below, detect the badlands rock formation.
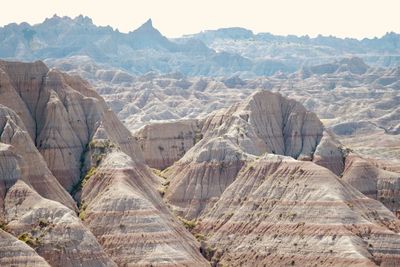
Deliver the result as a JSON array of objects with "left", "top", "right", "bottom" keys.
[
  {"left": 162, "top": 91, "right": 344, "bottom": 219},
  {"left": 140, "top": 91, "right": 400, "bottom": 266},
  {"left": 135, "top": 119, "right": 202, "bottom": 169},
  {"left": 49, "top": 57, "right": 400, "bottom": 167},
  {"left": 0, "top": 229, "right": 50, "bottom": 266},
  {"left": 0, "top": 60, "right": 208, "bottom": 266},
  {"left": 197, "top": 155, "right": 400, "bottom": 266},
  {"left": 51, "top": 56, "right": 400, "bottom": 215},
  {"left": 0, "top": 59, "right": 399, "bottom": 267},
  {"left": 0, "top": 109, "right": 114, "bottom": 266},
  {"left": 342, "top": 154, "right": 400, "bottom": 216}
]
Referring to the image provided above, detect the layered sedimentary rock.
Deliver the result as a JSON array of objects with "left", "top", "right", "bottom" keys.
[
  {"left": 197, "top": 155, "right": 400, "bottom": 266},
  {"left": 0, "top": 229, "right": 50, "bottom": 267},
  {"left": 1, "top": 60, "right": 141, "bottom": 192},
  {"left": 0, "top": 105, "right": 76, "bottom": 210},
  {"left": 4, "top": 180, "right": 116, "bottom": 267},
  {"left": 0, "top": 137, "right": 114, "bottom": 266},
  {"left": 156, "top": 90, "right": 400, "bottom": 266},
  {"left": 342, "top": 154, "right": 400, "bottom": 217},
  {"left": 51, "top": 57, "right": 400, "bottom": 167},
  {"left": 135, "top": 119, "right": 202, "bottom": 169},
  {"left": 163, "top": 91, "right": 344, "bottom": 219},
  {"left": 312, "top": 131, "right": 346, "bottom": 176},
  {"left": 164, "top": 137, "right": 250, "bottom": 219},
  {"left": 80, "top": 150, "right": 208, "bottom": 266},
  {"left": 2, "top": 59, "right": 400, "bottom": 266},
  {"left": 199, "top": 90, "right": 336, "bottom": 162},
  {"left": 0, "top": 60, "right": 208, "bottom": 266}
]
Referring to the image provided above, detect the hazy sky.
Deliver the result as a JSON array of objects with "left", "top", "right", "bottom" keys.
[{"left": 1, "top": 0, "right": 399, "bottom": 39}]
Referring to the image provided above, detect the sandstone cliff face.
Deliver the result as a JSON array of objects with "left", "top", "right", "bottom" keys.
[
  {"left": 0, "top": 60, "right": 208, "bottom": 266},
  {"left": 199, "top": 91, "right": 325, "bottom": 159},
  {"left": 0, "top": 105, "right": 76, "bottom": 210},
  {"left": 164, "top": 137, "right": 250, "bottom": 219},
  {"left": 135, "top": 119, "right": 202, "bottom": 170},
  {"left": 163, "top": 91, "right": 344, "bottom": 219}
]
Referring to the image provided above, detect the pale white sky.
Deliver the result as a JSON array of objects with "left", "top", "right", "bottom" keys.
[{"left": 1, "top": 0, "right": 399, "bottom": 39}]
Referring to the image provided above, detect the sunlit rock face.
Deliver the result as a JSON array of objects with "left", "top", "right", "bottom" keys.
[
  {"left": 162, "top": 90, "right": 343, "bottom": 219},
  {"left": 196, "top": 155, "right": 400, "bottom": 267},
  {"left": 0, "top": 60, "right": 208, "bottom": 266},
  {"left": 135, "top": 119, "right": 202, "bottom": 170}
]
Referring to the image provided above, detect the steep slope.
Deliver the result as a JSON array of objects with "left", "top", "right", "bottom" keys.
[
  {"left": 135, "top": 119, "right": 202, "bottom": 169},
  {"left": 0, "top": 229, "right": 50, "bottom": 267},
  {"left": 0, "top": 60, "right": 208, "bottom": 266},
  {"left": 0, "top": 60, "right": 102, "bottom": 192},
  {"left": 197, "top": 155, "right": 400, "bottom": 266},
  {"left": 162, "top": 91, "right": 344, "bottom": 219},
  {"left": 4, "top": 180, "right": 116, "bottom": 267},
  {"left": 199, "top": 90, "right": 326, "bottom": 160},
  {"left": 0, "top": 134, "right": 115, "bottom": 266},
  {"left": 163, "top": 136, "right": 251, "bottom": 219},
  {"left": 342, "top": 154, "right": 400, "bottom": 216},
  {"left": 79, "top": 150, "right": 207, "bottom": 266},
  {"left": 128, "top": 19, "right": 177, "bottom": 51},
  {"left": 0, "top": 103, "right": 75, "bottom": 210}
]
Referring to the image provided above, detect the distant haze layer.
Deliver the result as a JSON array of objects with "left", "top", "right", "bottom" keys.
[{"left": 1, "top": 0, "right": 400, "bottom": 38}]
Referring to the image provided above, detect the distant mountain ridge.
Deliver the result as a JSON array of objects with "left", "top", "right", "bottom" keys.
[
  {"left": 185, "top": 27, "right": 400, "bottom": 51},
  {"left": 1, "top": 15, "right": 400, "bottom": 76}
]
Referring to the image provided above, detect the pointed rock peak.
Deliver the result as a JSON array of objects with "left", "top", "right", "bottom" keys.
[
  {"left": 133, "top": 18, "right": 157, "bottom": 33},
  {"left": 143, "top": 18, "right": 153, "bottom": 27},
  {"left": 129, "top": 18, "right": 175, "bottom": 50}
]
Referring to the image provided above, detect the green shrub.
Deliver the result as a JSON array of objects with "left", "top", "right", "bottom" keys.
[
  {"left": 195, "top": 233, "right": 206, "bottom": 241},
  {"left": 151, "top": 168, "right": 168, "bottom": 179},
  {"left": 82, "top": 167, "right": 97, "bottom": 187},
  {"left": 18, "top": 232, "right": 40, "bottom": 248},
  {"left": 79, "top": 203, "right": 88, "bottom": 221},
  {"left": 89, "top": 139, "right": 116, "bottom": 150},
  {"left": 178, "top": 216, "right": 197, "bottom": 231}
]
